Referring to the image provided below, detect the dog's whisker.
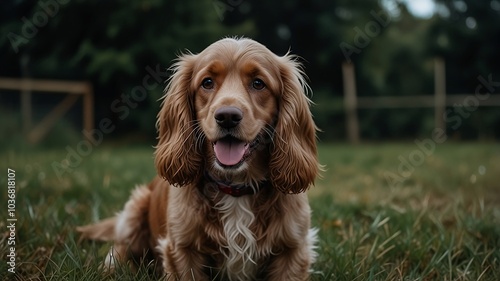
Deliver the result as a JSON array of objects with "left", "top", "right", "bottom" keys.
[{"left": 262, "top": 126, "right": 276, "bottom": 145}]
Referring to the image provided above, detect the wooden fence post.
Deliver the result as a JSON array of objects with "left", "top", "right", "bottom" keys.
[
  {"left": 82, "top": 83, "right": 94, "bottom": 141},
  {"left": 434, "top": 57, "right": 446, "bottom": 135},
  {"left": 342, "top": 62, "right": 360, "bottom": 144},
  {"left": 21, "top": 84, "right": 32, "bottom": 135}
]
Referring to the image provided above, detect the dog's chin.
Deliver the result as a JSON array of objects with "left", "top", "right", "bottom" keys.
[
  {"left": 211, "top": 136, "right": 260, "bottom": 172},
  {"left": 213, "top": 160, "right": 249, "bottom": 174}
]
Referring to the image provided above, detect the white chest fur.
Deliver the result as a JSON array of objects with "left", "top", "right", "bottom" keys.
[{"left": 215, "top": 195, "right": 258, "bottom": 281}]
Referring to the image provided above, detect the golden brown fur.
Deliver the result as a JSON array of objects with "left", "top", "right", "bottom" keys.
[{"left": 78, "top": 37, "right": 320, "bottom": 281}]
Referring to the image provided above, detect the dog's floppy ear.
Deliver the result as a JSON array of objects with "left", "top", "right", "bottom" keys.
[
  {"left": 155, "top": 54, "right": 203, "bottom": 186},
  {"left": 269, "top": 55, "right": 319, "bottom": 194}
]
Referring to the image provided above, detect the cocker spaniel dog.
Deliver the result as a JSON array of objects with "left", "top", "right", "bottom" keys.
[{"left": 78, "top": 37, "right": 320, "bottom": 281}]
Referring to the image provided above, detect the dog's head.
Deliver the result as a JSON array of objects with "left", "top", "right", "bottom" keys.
[{"left": 155, "top": 38, "right": 319, "bottom": 194}]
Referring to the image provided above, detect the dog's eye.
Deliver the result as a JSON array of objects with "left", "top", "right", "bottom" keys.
[
  {"left": 252, "top": 79, "right": 265, "bottom": 90},
  {"left": 201, "top": 78, "right": 214, "bottom": 89}
]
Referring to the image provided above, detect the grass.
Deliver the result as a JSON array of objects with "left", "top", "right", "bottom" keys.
[{"left": 1, "top": 142, "right": 499, "bottom": 280}]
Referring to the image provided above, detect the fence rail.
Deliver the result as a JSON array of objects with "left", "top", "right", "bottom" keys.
[
  {"left": 354, "top": 95, "right": 500, "bottom": 108},
  {"left": 0, "top": 78, "right": 94, "bottom": 144},
  {"left": 342, "top": 58, "right": 500, "bottom": 143}
]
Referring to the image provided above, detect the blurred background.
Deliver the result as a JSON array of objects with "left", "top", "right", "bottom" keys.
[
  {"left": 1, "top": 3, "right": 499, "bottom": 279},
  {"left": 1, "top": 0, "right": 499, "bottom": 147}
]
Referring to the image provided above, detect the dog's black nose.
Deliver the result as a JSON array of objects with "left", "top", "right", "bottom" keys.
[{"left": 214, "top": 106, "right": 243, "bottom": 128}]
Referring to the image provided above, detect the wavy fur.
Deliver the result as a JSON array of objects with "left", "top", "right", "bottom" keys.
[{"left": 78, "top": 38, "right": 320, "bottom": 281}]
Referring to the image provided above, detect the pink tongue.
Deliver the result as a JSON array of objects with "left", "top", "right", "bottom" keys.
[{"left": 214, "top": 139, "right": 248, "bottom": 166}]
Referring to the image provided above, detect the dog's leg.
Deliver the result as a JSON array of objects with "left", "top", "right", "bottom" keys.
[
  {"left": 265, "top": 228, "right": 318, "bottom": 281},
  {"left": 158, "top": 238, "right": 209, "bottom": 281},
  {"left": 266, "top": 247, "right": 312, "bottom": 281}
]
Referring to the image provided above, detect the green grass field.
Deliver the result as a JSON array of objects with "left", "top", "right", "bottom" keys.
[{"left": 1, "top": 142, "right": 499, "bottom": 280}]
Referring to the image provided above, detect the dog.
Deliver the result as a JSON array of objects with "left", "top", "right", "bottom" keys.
[{"left": 78, "top": 37, "right": 320, "bottom": 281}]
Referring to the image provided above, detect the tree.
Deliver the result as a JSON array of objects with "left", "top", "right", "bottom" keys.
[
  {"left": 0, "top": 0, "right": 253, "bottom": 136},
  {"left": 427, "top": 0, "right": 500, "bottom": 138}
]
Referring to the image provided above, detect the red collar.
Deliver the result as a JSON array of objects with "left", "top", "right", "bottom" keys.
[
  {"left": 216, "top": 182, "right": 257, "bottom": 197},
  {"left": 205, "top": 172, "right": 268, "bottom": 197}
]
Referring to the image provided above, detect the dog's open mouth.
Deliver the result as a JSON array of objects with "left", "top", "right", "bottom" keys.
[{"left": 213, "top": 136, "right": 258, "bottom": 167}]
